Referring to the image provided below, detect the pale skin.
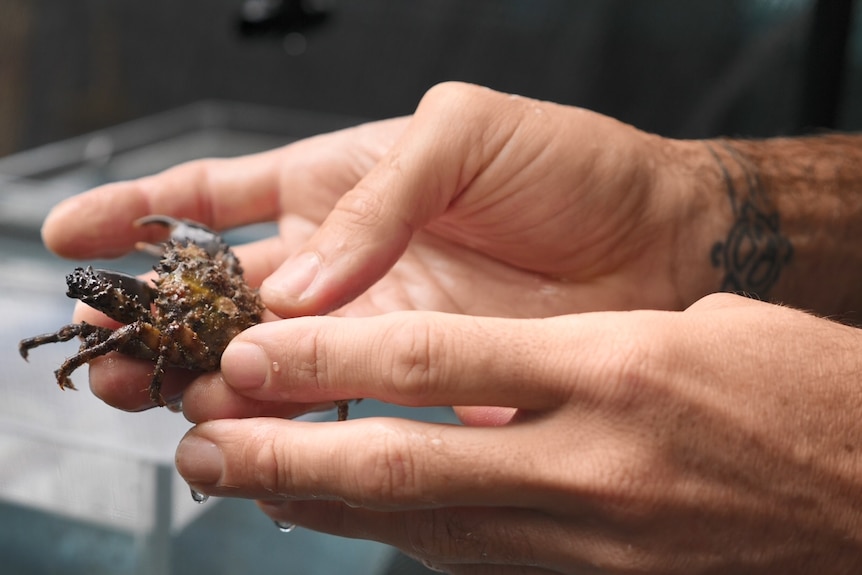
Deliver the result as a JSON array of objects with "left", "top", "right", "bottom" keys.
[{"left": 41, "top": 82, "right": 862, "bottom": 573}]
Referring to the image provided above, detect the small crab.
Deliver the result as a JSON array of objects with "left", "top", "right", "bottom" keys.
[{"left": 19, "top": 215, "right": 351, "bottom": 420}]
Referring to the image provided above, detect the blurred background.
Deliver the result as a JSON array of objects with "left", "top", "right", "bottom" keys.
[
  {"left": 0, "top": 0, "right": 860, "bottom": 574},
  {"left": 1, "top": 0, "right": 861, "bottom": 157}
]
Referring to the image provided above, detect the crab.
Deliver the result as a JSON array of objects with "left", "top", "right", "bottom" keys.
[{"left": 18, "top": 215, "right": 351, "bottom": 420}]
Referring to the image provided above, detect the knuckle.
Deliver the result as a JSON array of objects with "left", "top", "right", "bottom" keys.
[
  {"left": 588, "top": 447, "right": 653, "bottom": 509},
  {"left": 333, "top": 187, "right": 390, "bottom": 229},
  {"left": 613, "top": 334, "right": 655, "bottom": 391},
  {"left": 417, "top": 82, "right": 504, "bottom": 135},
  {"left": 589, "top": 315, "right": 668, "bottom": 406},
  {"left": 405, "top": 508, "right": 467, "bottom": 560},
  {"left": 352, "top": 423, "right": 419, "bottom": 507},
  {"left": 248, "top": 429, "right": 289, "bottom": 494},
  {"left": 420, "top": 81, "right": 482, "bottom": 108},
  {"left": 289, "top": 321, "right": 329, "bottom": 393},
  {"left": 379, "top": 313, "right": 444, "bottom": 403},
  {"left": 404, "top": 509, "right": 535, "bottom": 566},
  {"left": 686, "top": 291, "right": 747, "bottom": 312}
]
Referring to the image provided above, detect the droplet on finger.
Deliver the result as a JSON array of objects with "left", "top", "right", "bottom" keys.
[{"left": 190, "top": 487, "right": 209, "bottom": 504}]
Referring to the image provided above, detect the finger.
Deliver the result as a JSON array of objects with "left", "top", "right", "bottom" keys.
[
  {"left": 260, "top": 82, "right": 517, "bottom": 316},
  {"left": 42, "top": 150, "right": 285, "bottom": 259},
  {"left": 175, "top": 417, "right": 549, "bottom": 510},
  {"left": 229, "top": 238, "right": 287, "bottom": 289},
  {"left": 259, "top": 501, "right": 568, "bottom": 574},
  {"left": 72, "top": 299, "right": 124, "bottom": 327},
  {"left": 41, "top": 116, "right": 405, "bottom": 262},
  {"left": 181, "top": 372, "right": 336, "bottom": 423},
  {"left": 220, "top": 312, "right": 572, "bottom": 411},
  {"left": 453, "top": 406, "right": 518, "bottom": 427},
  {"left": 87, "top": 353, "right": 193, "bottom": 412},
  {"left": 88, "top": 355, "right": 325, "bottom": 416},
  {"left": 432, "top": 565, "right": 561, "bottom": 575}
]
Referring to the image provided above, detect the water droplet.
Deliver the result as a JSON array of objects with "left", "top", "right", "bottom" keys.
[
  {"left": 274, "top": 520, "right": 296, "bottom": 533},
  {"left": 166, "top": 397, "right": 183, "bottom": 413},
  {"left": 190, "top": 487, "right": 209, "bottom": 504},
  {"left": 271, "top": 361, "right": 280, "bottom": 373}
]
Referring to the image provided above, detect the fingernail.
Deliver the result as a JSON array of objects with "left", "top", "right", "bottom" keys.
[
  {"left": 175, "top": 435, "right": 224, "bottom": 485},
  {"left": 222, "top": 342, "right": 269, "bottom": 390},
  {"left": 268, "top": 252, "right": 321, "bottom": 301}
]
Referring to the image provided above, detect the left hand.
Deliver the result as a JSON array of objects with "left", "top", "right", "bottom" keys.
[
  {"left": 176, "top": 293, "right": 862, "bottom": 574},
  {"left": 39, "top": 84, "right": 709, "bottom": 412}
]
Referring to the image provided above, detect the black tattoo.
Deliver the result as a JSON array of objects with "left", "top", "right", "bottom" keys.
[{"left": 706, "top": 142, "right": 793, "bottom": 298}]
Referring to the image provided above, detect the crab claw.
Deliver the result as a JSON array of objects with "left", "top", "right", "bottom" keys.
[
  {"left": 66, "top": 266, "right": 155, "bottom": 325},
  {"left": 134, "top": 215, "right": 230, "bottom": 259},
  {"left": 91, "top": 269, "right": 157, "bottom": 308}
]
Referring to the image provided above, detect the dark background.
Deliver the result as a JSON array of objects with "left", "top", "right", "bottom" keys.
[{"left": 0, "top": 0, "right": 860, "bottom": 156}]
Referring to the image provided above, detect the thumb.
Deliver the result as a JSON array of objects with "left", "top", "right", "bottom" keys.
[
  {"left": 259, "top": 180, "right": 421, "bottom": 317},
  {"left": 260, "top": 82, "right": 515, "bottom": 317}
]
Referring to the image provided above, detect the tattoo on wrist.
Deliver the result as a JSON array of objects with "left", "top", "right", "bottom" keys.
[{"left": 706, "top": 141, "right": 793, "bottom": 298}]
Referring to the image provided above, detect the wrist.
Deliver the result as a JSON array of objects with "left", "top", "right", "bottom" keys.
[
  {"left": 648, "top": 137, "right": 731, "bottom": 309},
  {"left": 660, "top": 134, "right": 862, "bottom": 318},
  {"left": 717, "top": 136, "right": 862, "bottom": 319}
]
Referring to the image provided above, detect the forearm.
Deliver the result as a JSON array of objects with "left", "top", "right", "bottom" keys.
[{"left": 668, "top": 134, "right": 862, "bottom": 319}]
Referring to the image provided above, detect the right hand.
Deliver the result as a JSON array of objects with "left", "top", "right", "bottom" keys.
[{"left": 178, "top": 294, "right": 862, "bottom": 574}]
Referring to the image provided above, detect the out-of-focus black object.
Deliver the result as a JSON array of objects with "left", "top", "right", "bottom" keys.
[
  {"left": 237, "top": 0, "right": 330, "bottom": 36},
  {"left": 799, "top": 0, "right": 856, "bottom": 131}
]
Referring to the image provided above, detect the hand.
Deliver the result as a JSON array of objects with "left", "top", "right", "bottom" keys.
[
  {"left": 175, "top": 294, "right": 862, "bottom": 574},
  {"left": 40, "top": 82, "right": 718, "bottom": 411}
]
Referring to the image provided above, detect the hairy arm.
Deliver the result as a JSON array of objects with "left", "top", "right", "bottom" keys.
[{"left": 669, "top": 134, "right": 862, "bottom": 320}]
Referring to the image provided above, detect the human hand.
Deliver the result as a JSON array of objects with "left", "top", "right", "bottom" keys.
[
  {"left": 176, "top": 293, "right": 862, "bottom": 573},
  {"left": 40, "top": 82, "right": 721, "bottom": 411}
]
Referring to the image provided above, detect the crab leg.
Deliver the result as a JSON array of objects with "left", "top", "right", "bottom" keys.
[
  {"left": 18, "top": 322, "right": 113, "bottom": 363},
  {"left": 335, "top": 400, "right": 350, "bottom": 422},
  {"left": 147, "top": 320, "right": 224, "bottom": 406},
  {"left": 52, "top": 322, "right": 159, "bottom": 392},
  {"left": 148, "top": 324, "right": 183, "bottom": 407}
]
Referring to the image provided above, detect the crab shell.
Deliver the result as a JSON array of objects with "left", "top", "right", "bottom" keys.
[{"left": 147, "top": 240, "right": 264, "bottom": 370}]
